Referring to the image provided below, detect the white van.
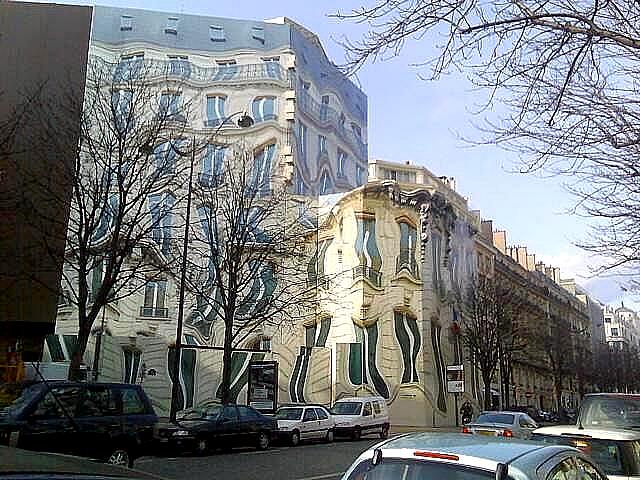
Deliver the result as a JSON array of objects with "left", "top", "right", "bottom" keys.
[{"left": 331, "top": 396, "right": 390, "bottom": 440}]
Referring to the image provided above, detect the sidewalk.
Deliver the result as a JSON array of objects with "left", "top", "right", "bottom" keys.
[{"left": 390, "top": 425, "right": 461, "bottom": 434}]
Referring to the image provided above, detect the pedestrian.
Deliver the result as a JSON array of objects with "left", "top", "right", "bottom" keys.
[{"left": 461, "top": 400, "right": 473, "bottom": 424}]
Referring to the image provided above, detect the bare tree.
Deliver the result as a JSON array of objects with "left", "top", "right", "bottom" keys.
[
  {"left": 187, "top": 142, "right": 317, "bottom": 404},
  {"left": 459, "top": 275, "right": 528, "bottom": 409},
  {"left": 337, "top": 0, "right": 640, "bottom": 277},
  {"left": 19, "top": 56, "right": 196, "bottom": 379}
]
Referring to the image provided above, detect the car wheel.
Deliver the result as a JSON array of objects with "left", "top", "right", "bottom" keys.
[
  {"left": 325, "top": 429, "right": 334, "bottom": 443},
  {"left": 106, "top": 447, "right": 132, "bottom": 468},
  {"left": 195, "top": 437, "right": 209, "bottom": 455},
  {"left": 290, "top": 430, "right": 300, "bottom": 447},
  {"left": 257, "top": 431, "right": 270, "bottom": 450},
  {"left": 380, "top": 424, "right": 389, "bottom": 439},
  {"left": 352, "top": 427, "right": 361, "bottom": 441}
]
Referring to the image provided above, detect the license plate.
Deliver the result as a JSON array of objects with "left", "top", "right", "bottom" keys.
[{"left": 478, "top": 430, "right": 495, "bottom": 436}]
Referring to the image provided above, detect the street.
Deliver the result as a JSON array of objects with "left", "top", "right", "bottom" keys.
[{"left": 135, "top": 438, "right": 381, "bottom": 480}]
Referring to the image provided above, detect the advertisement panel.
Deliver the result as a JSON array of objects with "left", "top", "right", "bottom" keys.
[
  {"left": 446, "top": 364, "right": 464, "bottom": 393},
  {"left": 247, "top": 361, "right": 278, "bottom": 413}
]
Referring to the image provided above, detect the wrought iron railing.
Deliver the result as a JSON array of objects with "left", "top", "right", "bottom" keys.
[
  {"left": 396, "top": 248, "right": 420, "bottom": 279},
  {"left": 352, "top": 265, "right": 382, "bottom": 288},
  {"left": 198, "top": 172, "right": 224, "bottom": 188},
  {"left": 139, "top": 306, "right": 169, "bottom": 318}
]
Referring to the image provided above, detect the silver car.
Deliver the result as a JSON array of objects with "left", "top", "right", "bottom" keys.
[
  {"left": 340, "top": 433, "right": 608, "bottom": 479},
  {"left": 463, "top": 411, "right": 539, "bottom": 439}
]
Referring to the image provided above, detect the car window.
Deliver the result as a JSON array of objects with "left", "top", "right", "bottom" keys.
[
  {"left": 363, "top": 402, "right": 372, "bottom": 416},
  {"left": 315, "top": 408, "right": 329, "bottom": 420},
  {"left": 32, "top": 386, "right": 81, "bottom": 419},
  {"left": 579, "top": 395, "right": 640, "bottom": 429},
  {"left": 77, "top": 386, "right": 119, "bottom": 417},
  {"left": 519, "top": 415, "right": 537, "bottom": 428},
  {"left": 373, "top": 401, "right": 382, "bottom": 415},
  {"left": 276, "top": 408, "right": 303, "bottom": 420},
  {"left": 222, "top": 405, "right": 238, "bottom": 421},
  {"left": 121, "top": 388, "right": 145, "bottom": 415},
  {"left": 345, "top": 458, "right": 496, "bottom": 480},
  {"left": 574, "top": 458, "right": 607, "bottom": 480},
  {"left": 332, "top": 402, "right": 362, "bottom": 415},
  {"left": 303, "top": 408, "right": 317, "bottom": 421},
  {"left": 547, "top": 458, "right": 579, "bottom": 480},
  {"left": 238, "top": 405, "right": 260, "bottom": 419},
  {"left": 476, "top": 413, "right": 515, "bottom": 425}
]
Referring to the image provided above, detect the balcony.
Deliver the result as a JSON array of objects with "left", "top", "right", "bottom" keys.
[
  {"left": 297, "top": 90, "right": 368, "bottom": 160},
  {"left": 353, "top": 265, "right": 382, "bottom": 288},
  {"left": 253, "top": 114, "right": 279, "bottom": 124},
  {"left": 307, "top": 274, "right": 331, "bottom": 290},
  {"left": 396, "top": 249, "right": 420, "bottom": 279},
  {"left": 139, "top": 306, "right": 169, "bottom": 318},
  {"left": 198, "top": 172, "right": 224, "bottom": 188}
]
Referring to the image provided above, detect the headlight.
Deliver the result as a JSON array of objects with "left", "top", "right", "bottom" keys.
[{"left": 172, "top": 430, "right": 192, "bottom": 437}]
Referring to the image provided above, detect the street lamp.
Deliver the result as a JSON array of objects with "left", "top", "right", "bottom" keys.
[{"left": 169, "top": 111, "right": 253, "bottom": 423}]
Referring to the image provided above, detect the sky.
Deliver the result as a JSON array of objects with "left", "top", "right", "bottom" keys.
[{"left": 31, "top": 0, "right": 636, "bottom": 307}]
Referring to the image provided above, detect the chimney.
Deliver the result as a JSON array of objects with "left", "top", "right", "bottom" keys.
[
  {"left": 493, "top": 231, "right": 507, "bottom": 255},
  {"left": 526, "top": 254, "right": 536, "bottom": 271},
  {"left": 544, "top": 266, "right": 554, "bottom": 279},
  {"left": 481, "top": 220, "right": 493, "bottom": 243},
  {"left": 553, "top": 267, "right": 561, "bottom": 284},
  {"left": 535, "top": 262, "right": 545, "bottom": 273},
  {"left": 516, "top": 246, "right": 528, "bottom": 270}
]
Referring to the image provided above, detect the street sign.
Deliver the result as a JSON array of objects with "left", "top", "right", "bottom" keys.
[
  {"left": 247, "top": 361, "right": 278, "bottom": 413},
  {"left": 446, "top": 364, "right": 464, "bottom": 393}
]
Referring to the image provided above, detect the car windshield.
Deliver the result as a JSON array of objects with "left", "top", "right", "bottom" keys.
[
  {"left": 178, "top": 404, "right": 222, "bottom": 420},
  {"left": 332, "top": 402, "right": 362, "bottom": 415},
  {"left": 276, "top": 408, "right": 303, "bottom": 420},
  {"left": 579, "top": 395, "right": 640, "bottom": 430},
  {"left": 1, "top": 383, "right": 43, "bottom": 417},
  {"left": 345, "top": 458, "right": 495, "bottom": 479},
  {"left": 475, "top": 413, "right": 515, "bottom": 425},
  {"left": 532, "top": 433, "right": 629, "bottom": 476}
]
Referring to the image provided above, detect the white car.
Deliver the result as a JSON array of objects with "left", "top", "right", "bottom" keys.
[
  {"left": 331, "top": 396, "right": 390, "bottom": 440},
  {"left": 340, "top": 432, "right": 609, "bottom": 480},
  {"left": 533, "top": 425, "right": 640, "bottom": 479},
  {"left": 274, "top": 404, "right": 334, "bottom": 446},
  {"left": 463, "top": 411, "right": 539, "bottom": 439}
]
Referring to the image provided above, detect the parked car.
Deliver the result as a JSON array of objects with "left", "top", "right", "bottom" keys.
[
  {"left": 0, "top": 445, "right": 166, "bottom": 480},
  {"left": 340, "top": 432, "right": 608, "bottom": 480},
  {"left": 275, "top": 404, "right": 334, "bottom": 446},
  {"left": 154, "top": 401, "right": 277, "bottom": 454},
  {"left": 0, "top": 381, "right": 157, "bottom": 467},
  {"left": 577, "top": 393, "right": 640, "bottom": 430},
  {"left": 532, "top": 425, "right": 640, "bottom": 479},
  {"left": 331, "top": 396, "right": 389, "bottom": 440},
  {"left": 462, "top": 411, "right": 538, "bottom": 439}
]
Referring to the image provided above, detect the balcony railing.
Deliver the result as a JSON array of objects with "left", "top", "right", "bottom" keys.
[
  {"left": 307, "top": 274, "right": 331, "bottom": 290},
  {"left": 99, "top": 55, "right": 288, "bottom": 86},
  {"left": 198, "top": 172, "right": 224, "bottom": 188},
  {"left": 353, "top": 265, "right": 382, "bottom": 288},
  {"left": 297, "top": 90, "right": 368, "bottom": 160},
  {"left": 396, "top": 249, "right": 420, "bottom": 279},
  {"left": 139, "top": 306, "right": 169, "bottom": 318}
]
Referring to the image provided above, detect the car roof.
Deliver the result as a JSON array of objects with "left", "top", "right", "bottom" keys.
[
  {"left": 534, "top": 425, "right": 640, "bottom": 440},
  {"left": 584, "top": 393, "right": 640, "bottom": 400},
  {"left": 335, "top": 396, "right": 384, "bottom": 403},
  {"left": 479, "top": 411, "right": 526, "bottom": 416},
  {"left": 30, "top": 381, "right": 142, "bottom": 389}
]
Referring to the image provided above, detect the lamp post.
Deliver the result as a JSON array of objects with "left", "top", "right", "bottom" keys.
[{"left": 169, "top": 112, "right": 254, "bottom": 423}]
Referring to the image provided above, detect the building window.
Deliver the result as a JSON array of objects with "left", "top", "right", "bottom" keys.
[
  {"left": 123, "top": 349, "right": 142, "bottom": 383},
  {"left": 210, "top": 25, "right": 225, "bottom": 42},
  {"left": 250, "top": 144, "right": 277, "bottom": 196},
  {"left": 167, "top": 55, "right": 190, "bottom": 78},
  {"left": 114, "top": 53, "right": 144, "bottom": 82},
  {"left": 339, "top": 112, "right": 346, "bottom": 131},
  {"left": 319, "top": 170, "right": 332, "bottom": 195},
  {"left": 252, "top": 25, "right": 265, "bottom": 43},
  {"left": 252, "top": 96, "right": 277, "bottom": 123},
  {"left": 205, "top": 95, "right": 226, "bottom": 127},
  {"left": 295, "top": 168, "right": 307, "bottom": 195},
  {"left": 148, "top": 192, "right": 175, "bottom": 254},
  {"left": 308, "top": 238, "right": 333, "bottom": 289},
  {"left": 397, "top": 221, "right": 419, "bottom": 278},
  {"left": 320, "top": 95, "right": 330, "bottom": 122},
  {"left": 612, "top": 328, "right": 619, "bottom": 336},
  {"left": 354, "top": 217, "right": 382, "bottom": 287},
  {"left": 141, "top": 279, "right": 168, "bottom": 317},
  {"left": 605, "top": 317, "right": 611, "bottom": 323},
  {"left": 351, "top": 123, "right": 362, "bottom": 141},
  {"left": 153, "top": 140, "right": 183, "bottom": 176},
  {"left": 200, "top": 144, "right": 226, "bottom": 187},
  {"left": 356, "top": 165, "right": 365, "bottom": 185},
  {"left": 213, "top": 59, "right": 237, "bottom": 81},
  {"left": 165, "top": 17, "right": 178, "bottom": 34},
  {"left": 262, "top": 57, "right": 281, "bottom": 79},
  {"left": 159, "top": 92, "right": 184, "bottom": 122},
  {"left": 394, "top": 310, "right": 421, "bottom": 383},
  {"left": 111, "top": 89, "right": 132, "bottom": 133},
  {"left": 297, "top": 121, "right": 308, "bottom": 167},
  {"left": 337, "top": 149, "right": 347, "bottom": 178},
  {"left": 318, "top": 135, "right": 327, "bottom": 155},
  {"left": 120, "top": 15, "right": 133, "bottom": 31}
]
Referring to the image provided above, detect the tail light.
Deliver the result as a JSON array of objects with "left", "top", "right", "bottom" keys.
[
  {"left": 502, "top": 429, "right": 513, "bottom": 437},
  {"left": 461, "top": 426, "right": 472, "bottom": 434}
]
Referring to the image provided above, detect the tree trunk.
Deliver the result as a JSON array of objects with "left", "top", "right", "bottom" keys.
[
  {"left": 482, "top": 371, "right": 493, "bottom": 410},
  {"left": 68, "top": 323, "right": 90, "bottom": 381},
  {"left": 219, "top": 322, "right": 234, "bottom": 405},
  {"left": 554, "top": 376, "right": 563, "bottom": 412}
]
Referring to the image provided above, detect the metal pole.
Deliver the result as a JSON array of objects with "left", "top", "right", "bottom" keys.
[
  {"left": 169, "top": 136, "right": 195, "bottom": 423},
  {"left": 454, "top": 392, "right": 459, "bottom": 427},
  {"left": 92, "top": 307, "right": 106, "bottom": 382}
]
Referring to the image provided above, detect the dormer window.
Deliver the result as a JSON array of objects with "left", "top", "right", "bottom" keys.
[
  {"left": 165, "top": 17, "right": 178, "bottom": 35},
  {"left": 120, "top": 15, "right": 133, "bottom": 31},
  {"left": 252, "top": 26, "right": 265, "bottom": 43},
  {"left": 210, "top": 25, "right": 225, "bottom": 42}
]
